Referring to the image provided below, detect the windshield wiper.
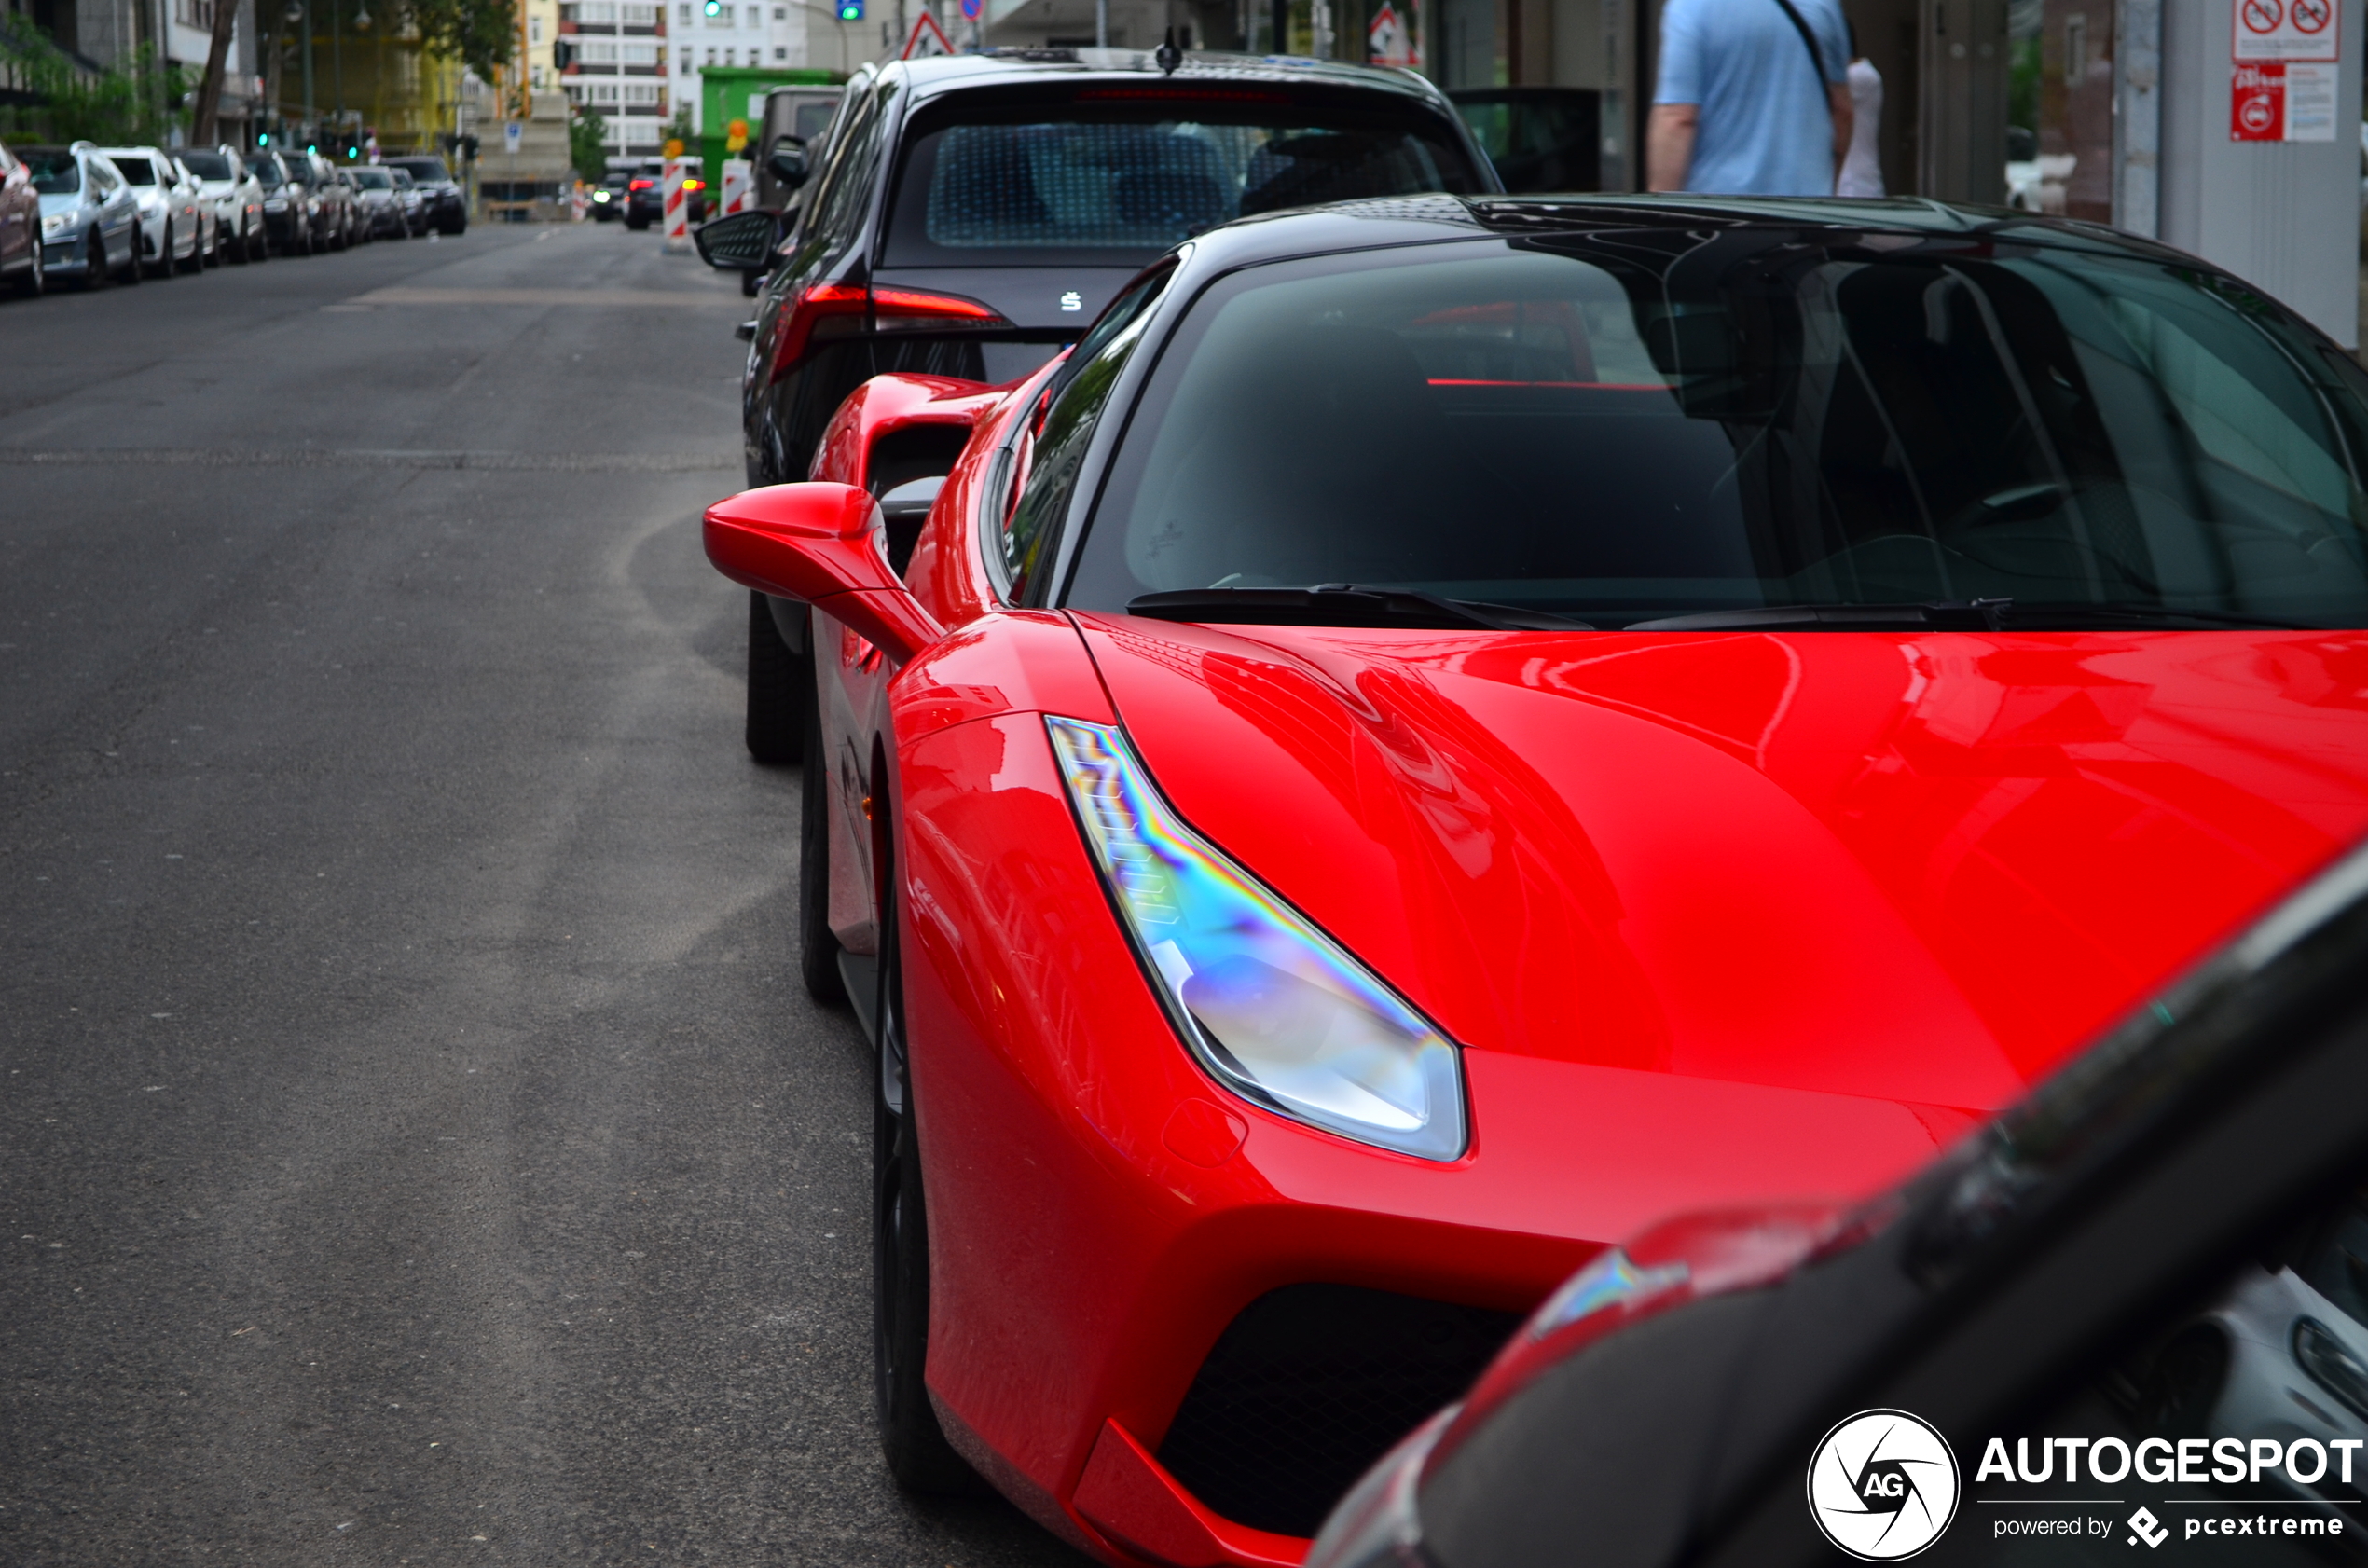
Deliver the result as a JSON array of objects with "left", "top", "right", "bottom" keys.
[
  {"left": 1626, "top": 599, "right": 2316, "bottom": 632},
  {"left": 1127, "top": 585, "right": 1593, "bottom": 632},
  {"left": 1624, "top": 601, "right": 2014, "bottom": 631}
]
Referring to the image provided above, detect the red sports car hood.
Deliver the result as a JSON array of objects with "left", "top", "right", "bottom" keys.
[{"left": 1075, "top": 618, "right": 2368, "bottom": 1121}]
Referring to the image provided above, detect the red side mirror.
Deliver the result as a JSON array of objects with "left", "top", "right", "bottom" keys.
[{"left": 703, "top": 482, "right": 944, "bottom": 665}]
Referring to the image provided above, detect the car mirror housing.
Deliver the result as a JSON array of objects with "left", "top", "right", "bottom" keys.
[
  {"left": 764, "top": 139, "right": 808, "bottom": 189},
  {"left": 692, "top": 207, "right": 776, "bottom": 271},
  {"left": 703, "top": 483, "right": 943, "bottom": 665}
]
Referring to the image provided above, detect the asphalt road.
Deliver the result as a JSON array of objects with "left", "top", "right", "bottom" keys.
[{"left": 0, "top": 222, "right": 1084, "bottom": 1568}]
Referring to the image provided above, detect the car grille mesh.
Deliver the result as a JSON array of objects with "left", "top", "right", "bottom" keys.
[{"left": 1155, "top": 1284, "right": 1521, "bottom": 1538}]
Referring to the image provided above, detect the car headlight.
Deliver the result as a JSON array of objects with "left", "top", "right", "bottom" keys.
[
  {"left": 2296, "top": 1318, "right": 2368, "bottom": 1422},
  {"left": 42, "top": 210, "right": 68, "bottom": 236},
  {"left": 1048, "top": 717, "right": 1467, "bottom": 1162}
]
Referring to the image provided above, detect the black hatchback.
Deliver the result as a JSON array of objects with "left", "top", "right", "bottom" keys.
[{"left": 697, "top": 49, "right": 1497, "bottom": 492}]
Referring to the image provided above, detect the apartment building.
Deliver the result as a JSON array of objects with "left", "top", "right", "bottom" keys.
[{"left": 558, "top": 0, "right": 669, "bottom": 158}]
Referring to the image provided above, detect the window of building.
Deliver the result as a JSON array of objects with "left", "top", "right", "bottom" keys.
[
  {"left": 529, "top": 16, "right": 544, "bottom": 42},
  {"left": 773, "top": 45, "right": 786, "bottom": 58}
]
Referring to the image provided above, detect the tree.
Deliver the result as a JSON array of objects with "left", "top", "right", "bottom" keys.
[
  {"left": 189, "top": 0, "right": 241, "bottom": 144},
  {"left": 662, "top": 102, "right": 695, "bottom": 152},
  {"left": 570, "top": 106, "right": 608, "bottom": 181},
  {"left": 402, "top": 0, "right": 515, "bottom": 85}
]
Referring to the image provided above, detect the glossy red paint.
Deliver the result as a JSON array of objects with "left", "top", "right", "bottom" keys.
[
  {"left": 807, "top": 372, "right": 1008, "bottom": 492},
  {"left": 701, "top": 483, "right": 943, "bottom": 664},
  {"left": 707, "top": 359, "right": 2368, "bottom": 1568}
]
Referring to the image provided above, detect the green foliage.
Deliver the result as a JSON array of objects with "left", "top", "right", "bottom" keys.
[
  {"left": 0, "top": 16, "right": 192, "bottom": 144},
  {"left": 401, "top": 0, "right": 514, "bottom": 84},
  {"left": 569, "top": 106, "right": 607, "bottom": 181},
  {"left": 2008, "top": 34, "right": 2041, "bottom": 136},
  {"left": 662, "top": 103, "right": 695, "bottom": 150}
]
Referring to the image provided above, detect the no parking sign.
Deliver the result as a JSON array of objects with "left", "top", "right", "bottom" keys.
[{"left": 2231, "top": 0, "right": 2337, "bottom": 143}]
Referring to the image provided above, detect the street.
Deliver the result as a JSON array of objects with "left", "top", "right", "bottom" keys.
[{"left": 0, "top": 225, "right": 1084, "bottom": 1567}]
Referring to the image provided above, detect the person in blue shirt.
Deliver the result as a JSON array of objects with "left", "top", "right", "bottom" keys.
[{"left": 1647, "top": 0, "right": 1853, "bottom": 197}]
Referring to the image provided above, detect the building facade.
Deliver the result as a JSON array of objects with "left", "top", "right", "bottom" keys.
[{"left": 559, "top": 0, "right": 668, "bottom": 158}]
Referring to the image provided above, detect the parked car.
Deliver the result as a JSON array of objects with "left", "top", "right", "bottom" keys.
[
  {"left": 755, "top": 84, "right": 838, "bottom": 210},
  {"left": 169, "top": 154, "right": 222, "bottom": 266},
  {"left": 1306, "top": 837, "right": 2368, "bottom": 1568},
  {"left": 695, "top": 48, "right": 1495, "bottom": 762},
  {"left": 274, "top": 149, "right": 343, "bottom": 251},
  {"left": 177, "top": 144, "right": 265, "bottom": 264},
  {"left": 1449, "top": 87, "right": 1602, "bottom": 192},
  {"left": 621, "top": 158, "right": 663, "bottom": 229},
  {"left": 381, "top": 154, "right": 465, "bottom": 234},
  {"left": 331, "top": 168, "right": 369, "bottom": 245},
  {"left": 349, "top": 165, "right": 407, "bottom": 239},
  {"left": 0, "top": 139, "right": 40, "bottom": 296},
  {"left": 25, "top": 142, "right": 140, "bottom": 287},
  {"left": 590, "top": 167, "right": 628, "bottom": 221},
  {"left": 388, "top": 167, "right": 426, "bottom": 235},
  {"left": 695, "top": 190, "right": 2368, "bottom": 1563},
  {"left": 246, "top": 149, "right": 315, "bottom": 254},
  {"left": 94, "top": 144, "right": 204, "bottom": 276}
]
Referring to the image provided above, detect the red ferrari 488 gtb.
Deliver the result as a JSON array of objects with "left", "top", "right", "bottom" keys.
[{"left": 704, "top": 194, "right": 2368, "bottom": 1566}]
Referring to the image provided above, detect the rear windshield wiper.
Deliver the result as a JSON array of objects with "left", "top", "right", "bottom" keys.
[
  {"left": 1127, "top": 585, "right": 1593, "bottom": 632},
  {"left": 1625, "top": 599, "right": 2316, "bottom": 632}
]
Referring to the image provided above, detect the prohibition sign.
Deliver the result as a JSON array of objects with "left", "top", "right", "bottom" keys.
[
  {"left": 2241, "top": 0, "right": 2285, "bottom": 33},
  {"left": 2293, "top": 0, "right": 2331, "bottom": 34}
]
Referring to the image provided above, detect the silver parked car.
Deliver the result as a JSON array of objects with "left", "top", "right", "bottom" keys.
[
  {"left": 388, "top": 166, "right": 426, "bottom": 236},
  {"left": 348, "top": 165, "right": 406, "bottom": 239},
  {"left": 94, "top": 144, "right": 203, "bottom": 277},
  {"left": 26, "top": 142, "right": 140, "bottom": 288},
  {"left": 178, "top": 145, "right": 266, "bottom": 264}
]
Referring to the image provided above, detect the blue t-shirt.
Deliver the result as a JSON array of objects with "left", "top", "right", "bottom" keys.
[{"left": 1654, "top": 0, "right": 1850, "bottom": 197}]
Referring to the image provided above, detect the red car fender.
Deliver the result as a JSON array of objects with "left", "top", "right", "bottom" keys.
[{"left": 807, "top": 371, "right": 1008, "bottom": 489}]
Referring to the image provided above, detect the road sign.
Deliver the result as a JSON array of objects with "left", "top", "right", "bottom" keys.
[
  {"left": 2235, "top": 0, "right": 2337, "bottom": 60},
  {"left": 902, "top": 9, "right": 954, "bottom": 56},
  {"left": 503, "top": 121, "right": 523, "bottom": 155},
  {"left": 725, "top": 117, "right": 750, "bottom": 153},
  {"left": 959, "top": 0, "right": 982, "bottom": 20},
  {"left": 1367, "top": 1, "right": 1408, "bottom": 65}
]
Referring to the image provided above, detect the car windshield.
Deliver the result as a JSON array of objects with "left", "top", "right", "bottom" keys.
[
  {"left": 388, "top": 158, "right": 450, "bottom": 184},
  {"left": 391, "top": 171, "right": 412, "bottom": 187},
  {"left": 882, "top": 96, "right": 1481, "bottom": 267},
  {"left": 110, "top": 155, "right": 157, "bottom": 185},
  {"left": 22, "top": 147, "right": 78, "bottom": 193},
  {"left": 354, "top": 168, "right": 392, "bottom": 187},
  {"left": 250, "top": 158, "right": 282, "bottom": 186},
  {"left": 181, "top": 150, "right": 232, "bottom": 179},
  {"left": 1065, "top": 227, "right": 2368, "bottom": 629}
]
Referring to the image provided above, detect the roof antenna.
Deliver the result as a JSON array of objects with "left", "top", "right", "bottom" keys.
[{"left": 1155, "top": 25, "right": 1182, "bottom": 74}]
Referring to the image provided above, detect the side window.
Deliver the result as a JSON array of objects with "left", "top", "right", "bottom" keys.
[
  {"left": 1916, "top": 1172, "right": 2368, "bottom": 1564},
  {"left": 996, "top": 267, "right": 1174, "bottom": 598},
  {"left": 798, "top": 80, "right": 879, "bottom": 249}
]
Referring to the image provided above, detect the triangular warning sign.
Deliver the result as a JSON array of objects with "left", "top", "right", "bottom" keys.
[{"left": 902, "top": 10, "right": 955, "bottom": 57}]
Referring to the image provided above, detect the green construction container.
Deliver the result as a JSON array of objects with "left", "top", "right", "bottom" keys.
[{"left": 696, "top": 65, "right": 841, "bottom": 179}]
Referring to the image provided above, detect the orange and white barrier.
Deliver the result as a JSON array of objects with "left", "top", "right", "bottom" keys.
[
  {"left": 662, "top": 157, "right": 689, "bottom": 252},
  {"left": 721, "top": 158, "right": 752, "bottom": 216}
]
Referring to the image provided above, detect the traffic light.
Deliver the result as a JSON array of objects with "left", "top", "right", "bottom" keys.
[
  {"left": 834, "top": 0, "right": 860, "bottom": 18},
  {"left": 702, "top": 0, "right": 721, "bottom": 13}
]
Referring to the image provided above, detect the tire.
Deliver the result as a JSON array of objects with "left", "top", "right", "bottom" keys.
[
  {"left": 145, "top": 220, "right": 172, "bottom": 279},
  {"left": 871, "top": 827, "right": 982, "bottom": 1494},
  {"left": 2136, "top": 1328, "right": 2228, "bottom": 1438},
  {"left": 798, "top": 677, "right": 845, "bottom": 1005},
  {"left": 179, "top": 222, "right": 203, "bottom": 273},
  {"left": 77, "top": 231, "right": 104, "bottom": 290},
  {"left": 747, "top": 593, "right": 805, "bottom": 764},
  {"left": 13, "top": 245, "right": 42, "bottom": 296},
  {"left": 247, "top": 222, "right": 265, "bottom": 262},
  {"left": 117, "top": 227, "right": 141, "bottom": 284}
]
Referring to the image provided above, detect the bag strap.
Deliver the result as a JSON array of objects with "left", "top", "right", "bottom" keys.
[{"left": 1769, "top": 0, "right": 1835, "bottom": 117}]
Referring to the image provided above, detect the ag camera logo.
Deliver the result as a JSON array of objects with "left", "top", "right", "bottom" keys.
[{"left": 1807, "top": 1409, "right": 1962, "bottom": 1561}]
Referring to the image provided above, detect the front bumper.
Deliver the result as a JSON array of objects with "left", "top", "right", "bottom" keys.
[
  {"left": 892, "top": 706, "right": 1948, "bottom": 1564},
  {"left": 40, "top": 237, "right": 96, "bottom": 274}
]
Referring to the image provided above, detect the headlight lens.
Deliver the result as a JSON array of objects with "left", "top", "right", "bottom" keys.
[
  {"left": 42, "top": 210, "right": 68, "bottom": 236},
  {"left": 1048, "top": 717, "right": 1466, "bottom": 1161}
]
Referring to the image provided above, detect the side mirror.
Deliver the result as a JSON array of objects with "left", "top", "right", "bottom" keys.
[
  {"left": 703, "top": 483, "right": 943, "bottom": 665},
  {"left": 764, "top": 139, "right": 808, "bottom": 190},
  {"left": 692, "top": 206, "right": 777, "bottom": 271}
]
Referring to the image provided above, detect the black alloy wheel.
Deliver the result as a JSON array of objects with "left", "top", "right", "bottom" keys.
[
  {"left": 872, "top": 826, "right": 982, "bottom": 1494},
  {"left": 746, "top": 593, "right": 805, "bottom": 764},
  {"left": 798, "top": 678, "right": 845, "bottom": 1004}
]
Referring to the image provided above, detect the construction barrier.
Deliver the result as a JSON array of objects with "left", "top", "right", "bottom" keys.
[
  {"left": 570, "top": 184, "right": 588, "bottom": 222},
  {"left": 662, "top": 158, "right": 689, "bottom": 253},
  {"left": 721, "top": 158, "right": 753, "bottom": 216}
]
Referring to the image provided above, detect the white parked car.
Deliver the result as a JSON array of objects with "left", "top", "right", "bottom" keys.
[
  {"left": 93, "top": 144, "right": 203, "bottom": 276},
  {"left": 179, "top": 144, "right": 265, "bottom": 264}
]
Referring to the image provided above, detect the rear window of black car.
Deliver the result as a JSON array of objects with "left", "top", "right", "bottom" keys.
[
  {"left": 181, "top": 151, "right": 232, "bottom": 179},
  {"left": 388, "top": 158, "right": 451, "bottom": 184},
  {"left": 250, "top": 158, "right": 282, "bottom": 186},
  {"left": 881, "top": 91, "right": 1480, "bottom": 267}
]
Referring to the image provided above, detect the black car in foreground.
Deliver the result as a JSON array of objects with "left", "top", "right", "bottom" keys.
[
  {"left": 1308, "top": 832, "right": 2368, "bottom": 1567},
  {"left": 384, "top": 154, "right": 466, "bottom": 235},
  {"left": 692, "top": 47, "right": 1495, "bottom": 762}
]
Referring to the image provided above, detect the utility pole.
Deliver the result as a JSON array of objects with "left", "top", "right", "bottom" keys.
[
  {"left": 297, "top": 0, "right": 315, "bottom": 144},
  {"left": 330, "top": 0, "right": 344, "bottom": 144}
]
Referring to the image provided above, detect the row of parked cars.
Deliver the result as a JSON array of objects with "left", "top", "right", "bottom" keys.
[
  {"left": 692, "top": 47, "right": 2368, "bottom": 1568},
  {"left": 0, "top": 138, "right": 467, "bottom": 296}
]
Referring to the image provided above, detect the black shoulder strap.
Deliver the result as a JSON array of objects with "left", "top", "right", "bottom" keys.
[{"left": 1769, "top": 0, "right": 1835, "bottom": 116}]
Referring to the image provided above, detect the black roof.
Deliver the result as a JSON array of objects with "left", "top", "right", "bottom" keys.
[
  {"left": 1170, "top": 190, "right": 2201, "bottom": 279},
  {"left": 884, "top": 48, "right": 1465, "bottom": 117}
]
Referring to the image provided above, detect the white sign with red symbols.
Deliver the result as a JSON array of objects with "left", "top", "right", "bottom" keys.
[
  {"left": 720, "top": 158, "right": 752, "bottom": 215},
  {"left": 902, "top": 10, "right": 955, "bottom": 58},
  {"left": 2232, "top": 0, "right": 2339, "bottom": 143},
  {"left": 1368, "top": 2, "right": 1409, "bottom": 66},
  {"left": 2235, "top": 0, "right": 2338, "bottom": 61}
]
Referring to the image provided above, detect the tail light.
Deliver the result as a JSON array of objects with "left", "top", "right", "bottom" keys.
[
  {"left": 628, "top": 178, "right": 654, "bottom": 190},
  {"left": 683, "top": 178, "right": 705, "bottom": 192},
  {"left": 768, "top": 282, "right": 1009, "bottom": 383}
]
